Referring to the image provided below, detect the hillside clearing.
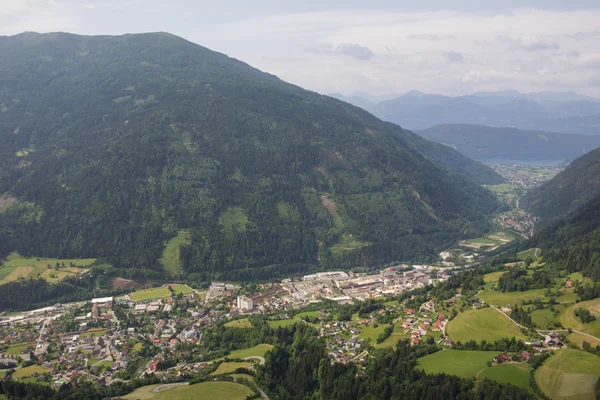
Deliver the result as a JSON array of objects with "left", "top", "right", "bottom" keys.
[{"left": 159, "top": 231, "right": 191, "bottom": 276}]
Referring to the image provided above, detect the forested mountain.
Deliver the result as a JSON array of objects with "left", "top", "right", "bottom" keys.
[
  {"left": 337, "top": 89, "right": 600, "bottom": 134},
  {"left": 416, "top": 124, "right": 600, "bottom": 163},
  {"left": 522, "top": 148, "right": 600, "bottom": 222},
  {"left": 0, "top": 32, "right": 499, "bottom": 280},
  {"left": 528, "top": 193, "right": 600, "bottom": 281}
]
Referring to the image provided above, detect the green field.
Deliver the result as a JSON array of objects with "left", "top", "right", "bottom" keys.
[
  {"left": 569, "top": 332, "right": 600, "bottom": 348},
  {"left": 358, "top": 323, "right": 390, "bottom": 343},
  {"left": 478, "top": 288, "right": 547, "bottom": 306},
  {"left": 417, "top": 350, "right": 499, "bottom": 378},
  {"left": 535, "top": 349, "right": 600, "bottom": 399},
  {"left": 12, "top": 365, "right": 50, "bottom": 379},
  {"left": 224, "top": 318, "right": 253, "bottom": 328},
  {"left": 159, "top": 232, "right": 191, "bottom": 276},
  {"left": 267, "top": 319, "right": 297, "bottom": 328},
  {"left": 488, "top": 184, "right": 520, "bottom": 194},
  {"left": 530, "top": 309, "right": 557, "bottom": 329},
  {"left": 560, "top": 298, "right": 600, "bottom": 337},
  {"left": 211, "top": 362, "right": 254, "bottom": 375},
  {"left": 478, "top": 363, "right": 533, "bottom": 393},
  {"left": 0, "top": 253, "right": 94, "bottom": 284},
  {"left": 169, "top": 284, "right": 194, "bottom": 294},
  {"left": 226, "top": 344, "right": 273, "bottom": 359},
  {"left": 81, "top": 329, "right": 107, "bottom": 339},
  {"left": 517, "top": 248, "right": 540, "bottom": 261},
  {"left": 483, "top": 271, "right": 506, "bottom": 283},
  {"left": 466, "top": 237, "right": 497, "bottom": 245},
  {"left": 218, "top": 207, "right": 250, "bottom": 234},
  {"left": 446, "top": 308, "right": 526, "bottom": 343},
  {"left": 129, "top": 287, "right": 171, "bottom": 301},
  {"left": 5, "top": 343, "right": 31, "bottom": 356},
  {"left": 375, "top": 324, "right": 406, "bottom": 349},
  {"left": 330, "top": 233, "right": 368, "bottom": 254},
  {"left": 295, "top": 311, "right": 320, "bottom": 319},
  {"left": 122, "top": 381, "right": 254, "bottom": 400}
]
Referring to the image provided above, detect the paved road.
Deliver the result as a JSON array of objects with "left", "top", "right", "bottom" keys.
[
  {"left": 490, "top": 305, "right": 600, "bottom": 344},
  {"left": 489, "top": 305, "right": 528, "bottom": 330},
  {"left": 232, "top": 376, "right": 270, "bottom": 400},
  {"left": 153, "top": 382, "right": 189, "bottom": 393}
]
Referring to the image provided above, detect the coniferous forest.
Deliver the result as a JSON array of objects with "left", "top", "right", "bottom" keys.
[{"left": 0, "top": 32, "right": 500, "bottom": 281}]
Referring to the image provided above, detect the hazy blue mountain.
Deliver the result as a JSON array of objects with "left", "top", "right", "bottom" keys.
[
  {"left": 416, "top": 124, "right": 600, "bottom": 163},
  {"left": 357, "top": 90, "right": 600, "bottom": 134}
]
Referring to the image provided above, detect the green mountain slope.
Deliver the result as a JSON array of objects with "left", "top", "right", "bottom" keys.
[
  {"left": 395, "top": 125, "right": 503, "bottom": 185},
  {"left": 416, "top": 124, "right": 600, "bottom": 163},
  {"left": 0, "top": 32, "right": 498, "bottom": 279},
  {"left": 529, "top": 193, "right": 600, "bottom": 280},
  {"left": 522, "top": 148, "right": 600, "bottom": 223}
]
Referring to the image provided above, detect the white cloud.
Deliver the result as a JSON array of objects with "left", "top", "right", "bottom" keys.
[{"left": 0, "top": 4, "right": 599, "bottom": 96}]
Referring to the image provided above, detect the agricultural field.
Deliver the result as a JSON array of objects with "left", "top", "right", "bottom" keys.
[
  {"left": 358, "top": 323, "right": 390, "bottom": 343},
  {"left": 478, "top": 363, "right": 533, "bottom": 393},
  {"left": 267, "top": 319, "right": 297, "bottom": 328},
  {"left": 483, "top": 271, "right": 505, "bottom": 283},
  {"left": 516, "top": 248, "right": 540, "bottom": 261},
  {"left": 225, "top": 344, "right": 273, "bottom": 359},
  {"left": 529, "top": 309, "right": 559, "bottom": 329},
  {"left": 0, "top": 253, "right": 94, "bottom": 284},
  {"left": 478, "top": 288, "right": 547, "bottom": 306},
  {"left": 168, "top": 284, "right": 194, "bottom": 294},
  {"left": 159, "top": 232, "right": 191, "bottom": 276},
  {"left": 12, "top": 365, "right": 50, "bottom": 379},
  {"left": 375, "top": 324, "right": 406, "bottom": 349},
  {"left": 446, "top": 308, "right": 526, "bottom": 343},
  {"left": 535, "top": 349, "right": 600, "bottom": 399},
  {"left": 211, "top": 362, "right": 254, "bottom": 375},
  {"left": 417, "top": 350, "right": 499, "bottom": 378},
  {"left": 560, "top": 298, "right": 600, "bottom": 337},
  {"left": 568, "top": 332, "right": 600, "bottom": 348},
  {"left": 459, "top": 231, "right": 514, "bottom": 251},
  {"left": 224, "top": 318, "right": 253, "bottom": 328},
  {"left": 295, "top": 311, "right": 320, "bottom": 320},
  {"left": 129, "top": 287, "right": 171, "bottom": 301},
  {"left": 122, "top": 381, "right": 254, "bottom": 400},
  {"left": 5, "top": 343, "right": 31, "bottom": 356}
]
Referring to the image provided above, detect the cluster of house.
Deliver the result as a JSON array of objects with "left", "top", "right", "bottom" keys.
[{"left": 493, "top": 351, "right": 532, "bottom": 364}]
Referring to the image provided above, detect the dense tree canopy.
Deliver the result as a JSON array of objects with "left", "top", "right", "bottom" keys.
[{"left": 0, "top": 32, "right": 498, "bottom": 278}]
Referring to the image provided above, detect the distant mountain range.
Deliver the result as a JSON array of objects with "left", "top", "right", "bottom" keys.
[
  {"left": 330, "top": 90, "right": 600, "bottom": 135},
  {"left": 415, "top": 124, "right": 600, "bottom": 164}
]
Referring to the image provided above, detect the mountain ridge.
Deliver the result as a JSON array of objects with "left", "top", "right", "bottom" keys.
[{"left": 0, "top": 32, "right": 499, "bottom": 279}]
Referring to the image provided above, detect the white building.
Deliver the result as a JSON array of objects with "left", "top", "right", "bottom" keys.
[{"left": 237, "top": 296, "right": 254, "bottom": 311}]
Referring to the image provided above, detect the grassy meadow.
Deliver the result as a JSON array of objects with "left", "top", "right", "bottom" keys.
[
  {"left": 535, "top": 349, "right": 600, "bottom": 399},
  {"left": 122, "top": 381, "right": 254, "bottom": 400},
  {"left": 0, "top": 253, "right": 94, "bottom": 284},
  {"left": 159, "top": 232, "right": 191, "bottom": 276},
  {"left": 446, "top": 308, "right": 526, "bottom": 343}
]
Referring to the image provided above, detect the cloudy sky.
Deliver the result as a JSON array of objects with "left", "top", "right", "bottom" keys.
[{"left": 2, "top": 0, "right": 600, "bottom": 98}]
